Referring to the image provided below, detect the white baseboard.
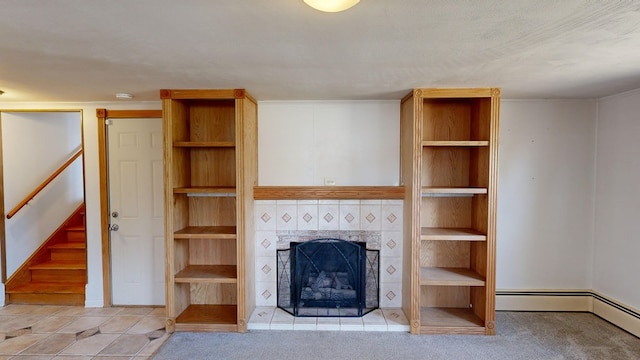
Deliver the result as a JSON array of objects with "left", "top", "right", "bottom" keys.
[
  {"left": 497, "top": 290, "right": 640, "bottom": 338},
  {"left": 592, "top": 291, "right": 640, "bottom": 338},
  {"left": 496, "top": 290, "right": 593, "bottom": 312}
]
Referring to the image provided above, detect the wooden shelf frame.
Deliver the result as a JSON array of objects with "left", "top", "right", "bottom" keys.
[
  {"left": 174, "top": 226, "right": 237, "bottom": 239},
  {"left": 421, "top": 227, "right": 486, "bottom": 241},
  {"left": 174, "top": 265, "right": 237, "bottom": 283},
  {"left": 401, "top": 87, "right": 500, "bottom": 335},
  {"left": 173, "top": 141, "right": 235, "bottom": 148},
  {"left": 173, "top": 187, "right": 237, "bottom": 195},
  {"left": 420, "top": 267, "right": 485, "bottom": 286},
  {"left": 422, "top": 141, "right": 489, "bottom": 147},
  {"left": 163, "top": 89, "right": 257, "bottom": 333},
  {"left": 254, "top": 186, "right": 403, "bottom": 200},
  {"left": 421, "top": 187, "right": 487, "bottom": 195},
  {"left": 419, "top": 307, "right": 485, "bottom": 335}
]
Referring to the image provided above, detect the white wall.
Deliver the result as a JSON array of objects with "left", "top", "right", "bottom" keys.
[
  {"left": 0, "top": 97, "right": 612, "bottom": 308},
  {"left": 594, "top": 89, "right": 640, "bottom": 310},
  {"left": 2, "top": 111, "right": 83, "bottom": 277},
  {"left": 497, "top": 100, "right": 597, "bottom": 290},
  {"left": 0, "top": 101, "right": 161, "bottom": 307},
  {"left": 258, "top": 101, "right": 399, "bottom": 186}
]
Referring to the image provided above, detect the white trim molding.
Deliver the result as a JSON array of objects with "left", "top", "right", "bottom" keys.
[{"left": 497, "top": 290, "right": 640, "bottom": 338}]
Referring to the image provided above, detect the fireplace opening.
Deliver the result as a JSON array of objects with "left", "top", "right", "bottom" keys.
[{"left": 277, "top": 238, "right": 379, "bottom": 317}]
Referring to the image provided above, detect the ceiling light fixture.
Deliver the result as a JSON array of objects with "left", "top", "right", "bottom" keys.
[
  {"left": 115, "top": 93, "right": 133, "bottom": 100},
  {"left": 304, "top": 0, "right": 360, "bottom": 12}
]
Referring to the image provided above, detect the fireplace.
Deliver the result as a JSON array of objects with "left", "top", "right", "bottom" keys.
[{"left": 277, "top": 238, "right": 379, "bottom": 317}]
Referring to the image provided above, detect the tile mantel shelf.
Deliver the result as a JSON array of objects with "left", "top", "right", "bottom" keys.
[{"left": 253, "top": 186, "right": 404, "bottom": 200}]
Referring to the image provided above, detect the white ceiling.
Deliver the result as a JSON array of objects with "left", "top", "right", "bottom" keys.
[{"left": 2, "top": 0, "right": 640, "bottom": 102}]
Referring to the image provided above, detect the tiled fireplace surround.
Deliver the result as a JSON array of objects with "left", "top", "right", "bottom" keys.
[{"left": 249, "top": 199, "right": 410, "bottom": 331}]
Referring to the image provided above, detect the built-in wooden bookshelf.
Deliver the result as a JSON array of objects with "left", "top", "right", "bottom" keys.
[
  {"left": 401, "top": 88, "right": 500, "bottom": 335},
  {"left": 162, "top": 89, "right": 257, "bottom": 333}
]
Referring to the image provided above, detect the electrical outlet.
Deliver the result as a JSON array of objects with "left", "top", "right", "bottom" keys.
[{"left": 324, "top": 178, "right": 336, "bottom": 186}]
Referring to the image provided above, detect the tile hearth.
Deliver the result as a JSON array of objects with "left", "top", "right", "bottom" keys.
[{"left": 248, "top": 307, "right": 410, "bottom": 332}]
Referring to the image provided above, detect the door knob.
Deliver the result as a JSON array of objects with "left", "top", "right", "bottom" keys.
[{"left": 109, "top": 224, "right": 119, "bottom": 231}]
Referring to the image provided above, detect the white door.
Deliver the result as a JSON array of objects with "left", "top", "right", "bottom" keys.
[{"left": 108, "top": 118, "right": 164, "bottom": 305}]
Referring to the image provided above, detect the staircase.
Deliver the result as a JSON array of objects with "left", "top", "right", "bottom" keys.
[{"left": 5, "top": 205, "right": 86, "bottom": 305}]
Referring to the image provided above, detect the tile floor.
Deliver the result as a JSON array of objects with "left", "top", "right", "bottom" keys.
[
  {"left": 248, "top": 307, "right": 410, "bottom": 332},
  {"left": 0, "top": 304, "right": 169, "bottom": 360}
]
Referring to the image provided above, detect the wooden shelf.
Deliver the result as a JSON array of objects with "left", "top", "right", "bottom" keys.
[
  {"left": 254, "top": 186, "right": 404, "bottom": 200},
  {"left": 173, "top": 187, "right": 236, "bottom": 195},
  {"left": 174, "top": 226, "right": 237, "bottom": 239},
  {"left": 175, "top": 304, "right": 238, "bottom": 332},
  {"left": 422, "top": 141, "right": 489, "bottom": 147},
  {"left": 420, "top": 267, "right": 485, "bottom": 286},
  {"left": 174, "top": 141, "right": 235, "bottom": 147},
  {"left": 421, "top": 227, "right": 486, "bottom": 241},
  {"left": 421, "top": 187, "right": 487, "bottom": 195},
  {"left": 419, "top": 307, "right": 485, "bottom": 334},
  {"left": 164, "top": 88, "right": 257, "bottom": 333},
  {"left": 402, "top": 88, "right": 499, "bottom": 335},
  {"left": 174, "top": 265, "right": 237, "bottom": 283}
]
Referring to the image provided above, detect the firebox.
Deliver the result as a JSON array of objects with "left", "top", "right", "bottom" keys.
[{"left": 277, "top": 238, "right": 379, "bottom": 317}]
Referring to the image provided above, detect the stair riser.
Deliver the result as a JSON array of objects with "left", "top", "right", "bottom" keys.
[
  {"left": 66, "top": 231, "right": 86, "bottom": 242},
  {"left": 31, "top": 269, "right": 87, "bottom": 283},
  {"left": 7, "top": 293, "right": 84, "bottom": 306},
  {"left": 50, "top": 250, "right": 86, "bottom": 261}
]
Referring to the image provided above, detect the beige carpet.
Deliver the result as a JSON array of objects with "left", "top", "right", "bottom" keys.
[{"left": 153, "top": 312, "right": 640, "bottom": 360}]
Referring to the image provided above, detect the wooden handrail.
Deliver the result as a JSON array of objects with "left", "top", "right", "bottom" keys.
[{"left": 6, "top": 149, "right": 83, "bottom": 219}]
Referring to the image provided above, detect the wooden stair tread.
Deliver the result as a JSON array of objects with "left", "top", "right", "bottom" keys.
[
  {"left": 65, "top": 226, "right": 86, "bottom": 231},
  {"left": 29, "top": 260, "right": 86, "bottom": 270},
  {"left": 49, "top": 242, "right": 86, "bottom": 249},
  {"left": 7, "top": 282, "right": 85, "bottom": 294}
]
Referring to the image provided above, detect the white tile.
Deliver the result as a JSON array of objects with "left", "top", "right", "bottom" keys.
[
  {"left": 318, "top": 203, "right": 339, "bottom": 230},
  {"left": 255, "top": 231, "right": 277, "bottom": 257},
  {"left": 255, "top": 202, "right": 277, "bottom": 231},
  {"left": 294, "top": 317, "right": 317, "bottom": 330},
  {"left": 249, "top": 307, "right": 275, "bottom": 322},
  {"left": 316, "top": 320, "right": 341, "bottom": 331},
  {"left": 380, "top": 231, "right": 403, "bottom": 258},
  {"left": 248, "top": 321, "right": 270, "bottom": 330},
  {"left": 364, "top": 323, "right": 389, "bottom": 331},
  {"left": 255, "top": 256, "right": 277, "bottom": 283},
  {"left": 339, "top": 203, "right": 360, "bottom": 230},
  {"left": 362, "top": 309, "right": 386, "bottom": 324},
  {"left": 382, "top": 308, "right": 411, "bottom": 332},
  {"left": 255, "top": 282, "right": 277, "bottom": 307},
  {"left": 380, "top": 283, "right": 403, "bottom": 308},
  {"left": 340, "top": 322, "right": 364, "bottom": 331},
  {"left": 276, "top": 203, "right": 297, "bottom": 231},
  {"left": 248, "top": 307, "right": 275, "bottom": 330},
  {"left": 339, "top": 317, "right": 364, "bottom": 324},
  {"left": 380, "top": 257, "right": 403, "bottom": 283},
  {"left": 360, "top": 202, "right": 382, "bottom": 231},
  {"left": 271, "top": 308, "right": 294, "bottom": 322},
  {"left": 297, "top": 201, "right": 318, "bottom": 230},
  {"left": 270, "top": 322, "right": 294, "bottom": 330},
  {"left": 381, "top": 203, "right": 403, "bottom": 231}
]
